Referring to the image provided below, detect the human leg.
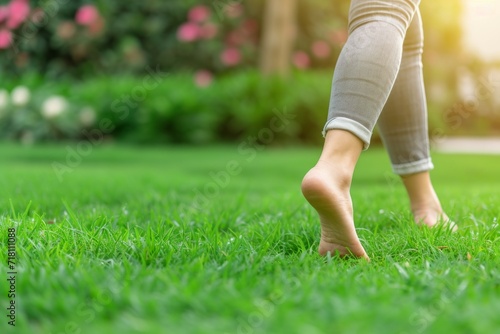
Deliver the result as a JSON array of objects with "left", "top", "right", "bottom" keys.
[
  {"left": 302, "top": 0, "right": 421, "bottom": 258},
  {"left": 302, "top": 130, "right": 368, "bottom": 258},
  {"left": 322, "top": 0, "right": 421, "bottom": 148},
  {"left": 401, "top": 172, "right": 454, "bottom": 229},
  {"left": 377, "top": 9, "right": 431, "bottom": 174},
  {"left": 376, "top": 9, "right": 454, "bottom": 229}
]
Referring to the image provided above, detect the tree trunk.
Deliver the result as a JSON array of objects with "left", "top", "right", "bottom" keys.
[{"left": 259, "top": 0, "right": 298, "bottom": 76}]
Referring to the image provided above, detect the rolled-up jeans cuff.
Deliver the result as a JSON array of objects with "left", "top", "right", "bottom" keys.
[
  {"left": 393, "top": 158, "right": 434, "bottom": 175},
  {"left": 322, "top": 117, "right": 371, "bottom": 150}
]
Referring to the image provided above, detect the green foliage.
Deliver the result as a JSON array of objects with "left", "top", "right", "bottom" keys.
[
  {"left": 0, "top": 0, "right": 351, "bottom": 78},
  {"left": 3, "top": 0, "right": 203, "bottom": 77},
  {"left": 0, "top": 71, "right": 334, "bottom": 145},
  {"left": 5, "top": 0, "right": 490, "bottom": 139},
  {"left": 2, "top": 0, "right": 467, "bottom": 79},
  {"left": 2, "top": 69, "right": 499, "bottom": 145}
]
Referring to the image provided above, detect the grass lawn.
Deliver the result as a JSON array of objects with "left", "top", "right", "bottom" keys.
[{"left": 0, "top": 143, "right": 499, "bottom": 334}]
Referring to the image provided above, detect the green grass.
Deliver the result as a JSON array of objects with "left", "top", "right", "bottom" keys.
[{"left": 0, "top": 143, "right": 499, "bottom": 334}]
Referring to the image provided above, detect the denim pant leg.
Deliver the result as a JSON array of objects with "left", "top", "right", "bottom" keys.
[
  {"left": 378, "top": 9, "right": 434, "bottom": 175},
  {"left": 323, "top": 0, "right": 421, "bottom": 149}
]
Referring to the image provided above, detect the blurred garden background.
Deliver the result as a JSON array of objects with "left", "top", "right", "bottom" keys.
[
  {"left": 1, "top": 0, "right": 499, "bottom": 146},
  {"left": 1, "top": 1, "right": 500, "bottom": 333}
]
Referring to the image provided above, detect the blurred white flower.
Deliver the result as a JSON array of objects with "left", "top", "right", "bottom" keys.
[
  {"left": 0, "top": 89, "right": 9, "bottom": 110},
  {"left": 11, "top": 86, "right": 31, "bottom": 106},
  {"left": 79, "top": 106, "right": 96, "bottom": 126},
  {"left": 41, "top": 96, "right": 68, "bottom": 119}
]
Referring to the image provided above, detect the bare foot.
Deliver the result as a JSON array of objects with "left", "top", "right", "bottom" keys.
[
  {"left": 301, "top": 161, "right": 369, "bottom": 260},
  {"left": 412, "top": 203, "right": 457, "bottom": 232},
  {"left": 401, "top": 172, "right": 457, "bottom": 232}
]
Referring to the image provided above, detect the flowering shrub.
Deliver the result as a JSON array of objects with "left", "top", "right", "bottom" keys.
[
  {"left": 0, "top": 0, "right": 109, "bottom": 77},
  {"left": 175, "top": 3, "right": 259, "bottom": 87},
  {"left": 1, "top": 1, "right": 185, "bottom": 76},
  {"left": 0, "top": 0, "right": 31, "bottom": 49},
  {"left": 0, "top": 1, "right": 468, "bottom": 145},
  {"left": 174, "top": 1, "right": 351, "bottom": 86},
  {"left": 0, "top": 1, "right": 350, "bottom": 79}
]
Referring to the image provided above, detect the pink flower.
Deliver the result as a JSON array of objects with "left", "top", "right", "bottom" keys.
[
  {"left": 0, "top": 6, "right": 9, "bottom": 23},
  {"left": 220, "top": 48, "right": 241, "bottom": 66},
  {"left": 312, "top": 41, "right": 330, "bottom": 59},
  {"left": 224, "top": 2, "right": 244, "bottom": 18},
  {"left": 293, "top": 51, "right": 310, "bottom": 69},
  {"left": 194, "top": 70, "right": 213, "bottom": 87},
  {"left": 75, "top": 5, "right": 99, "bottom": 26},
  {"left": 188, "top": 5, "right": 210, "bottom": 23},
  {"left": 199, "top": 22, "right": 218, "bottom": 40},
  {"left": 0, "top": 29, "right": 12, "bottom": 49},
  {"left": 177, "top": 22, "right": 200, "bottom": 42},
  {"left": 7, "top": 0, "right": 31, "bottom": 29}
]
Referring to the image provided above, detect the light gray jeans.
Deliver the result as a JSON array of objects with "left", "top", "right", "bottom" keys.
[{"left": 323, "top": 0, "right": 433, "bottom": 175}]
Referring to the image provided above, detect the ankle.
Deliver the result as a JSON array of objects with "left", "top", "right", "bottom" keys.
[
  {"left": 316, "top": 160, "right": 353, "bottom": 188},
  {"left": 411, "top": 199, "right": 443, "bottom": 214},
  {"left": 301, "top": 162, "right": 352, "bottom": 200},
  {"left": 401, "top": 172, "right": 441, "bottom": 208},
  {"left": 319, "top": 130, "right": 363, "bottom": 167}
]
